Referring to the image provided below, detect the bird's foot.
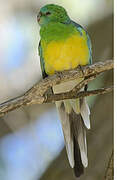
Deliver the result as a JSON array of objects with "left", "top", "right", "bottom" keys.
[
  {"left": 55, "top": 71, "right": 63, "bottom": 80},
  {"left": 78, "top": 65, "right": 85, "bottom": 78}
]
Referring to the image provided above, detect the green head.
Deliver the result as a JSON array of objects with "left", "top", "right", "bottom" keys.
[{"left": 37, "top": 4, "right": 70, "bottom": 26}]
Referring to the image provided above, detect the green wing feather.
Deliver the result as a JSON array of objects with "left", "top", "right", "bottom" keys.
[
  {"left": 38, "top": 41, "right": 48, "bottom": 79},
  {"left": 86, "top": 32, "right": 92, "bottom": 64}
]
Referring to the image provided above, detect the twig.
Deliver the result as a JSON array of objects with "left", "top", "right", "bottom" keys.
[
  {"left": 0, "top": 60, "right": 113, "bottom": 117},
  {"left": 45, "top": 86, "right": 113, "bottom": 103},
  {"left": 105, "top": 151, "right": 114, "bottom": 180}
]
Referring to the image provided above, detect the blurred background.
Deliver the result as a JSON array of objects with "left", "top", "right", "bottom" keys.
[{"left": 0, "top": 0, "right": 113, "bottom": 180}]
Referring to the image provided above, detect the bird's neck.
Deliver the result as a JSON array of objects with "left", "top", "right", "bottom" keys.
[{"left": 40, "top": 22, "right": 77, "bottom": 44}]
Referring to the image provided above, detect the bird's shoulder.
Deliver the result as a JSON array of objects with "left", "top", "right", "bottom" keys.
[{"left": 70, "top": 21, "right": 84, "bottom": 34}]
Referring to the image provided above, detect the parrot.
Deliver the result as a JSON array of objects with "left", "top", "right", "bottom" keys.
[{"left": 37, "top": 4, "right": 92, "bottom": 177}]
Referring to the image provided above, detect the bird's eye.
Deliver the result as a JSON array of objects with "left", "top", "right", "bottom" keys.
[{"left": 46, "top": 12, "right": 51, "bottom": 16}]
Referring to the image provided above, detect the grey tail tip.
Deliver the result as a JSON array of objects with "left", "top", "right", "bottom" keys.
[{"left": 73, "top": 136, "right": 84, "bottom": 178}]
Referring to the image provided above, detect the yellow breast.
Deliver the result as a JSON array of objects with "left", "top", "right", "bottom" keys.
[{"left": 42, "top": 34, "right": 89, "bottom": 75}]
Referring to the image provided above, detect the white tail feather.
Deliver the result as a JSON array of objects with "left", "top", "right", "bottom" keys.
[
  {"left": 53, "top": 80, "right": 90, "bottom": 169},
  {"left": 81, "top": 98, "right": 90, "bottom": 129},
  {"left": 78, "top": 120, "right": 88, "bottom": 167},
  {"left": 56, "top": 101, "right": 74, "bottom": 168},
  {"left": 66, "top": 142, "right": 74, "bottom": 168},
  {"left": 70, "top": 99, "right": 80, "bottom": 114}
]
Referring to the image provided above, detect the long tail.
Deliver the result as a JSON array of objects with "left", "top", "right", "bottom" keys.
[{"left": 56, "top": 97, "right": 90, "bottom": 177}]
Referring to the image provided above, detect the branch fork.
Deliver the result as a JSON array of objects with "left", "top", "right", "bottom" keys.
[{"left": 0, "top": 60, "right": 113, "bottom": 117}]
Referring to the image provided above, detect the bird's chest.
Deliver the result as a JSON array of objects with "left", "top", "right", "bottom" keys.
[{"left": 41, "top": 34, "right": 89, "bottom": 75}]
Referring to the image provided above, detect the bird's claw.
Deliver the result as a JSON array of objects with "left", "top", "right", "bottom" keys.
[{"left": 78, "top": 65, "right": 85, "bottom": 77}]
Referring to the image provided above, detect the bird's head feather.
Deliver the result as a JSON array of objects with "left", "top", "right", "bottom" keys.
[{"left": 37, "top": 4, "right": 70, "bottom": 26}]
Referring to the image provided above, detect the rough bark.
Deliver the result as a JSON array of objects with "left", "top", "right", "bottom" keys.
[{"left": 0, "top": 60, "right": 113, "bottom": 118}]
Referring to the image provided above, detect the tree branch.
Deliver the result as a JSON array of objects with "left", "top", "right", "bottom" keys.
[
  {"left": 105, "top": 151, "right": 113, "bottom": 180},
  {"left": 0, "top": 60, "right": 113, "bottom": 117},
  {"left": 45, "top": 86, "right": 113, "bottom": 103}
]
